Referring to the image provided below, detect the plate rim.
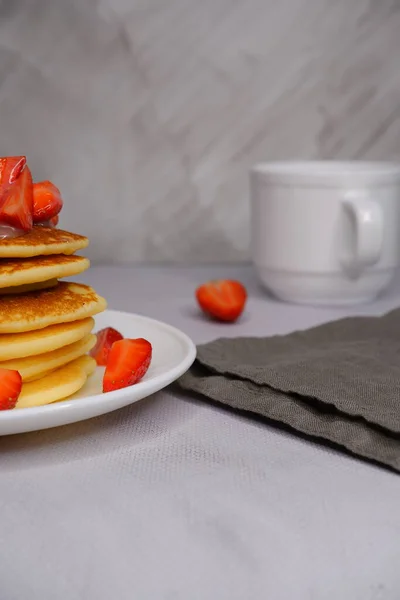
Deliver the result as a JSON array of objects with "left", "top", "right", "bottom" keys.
[{"left": 0, "top": 308, "right": 197, "bottom": 424}]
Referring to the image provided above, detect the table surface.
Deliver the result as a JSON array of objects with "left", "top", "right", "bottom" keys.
[{"left": 2, "top": 266, "right": 400, "bottom": 600}]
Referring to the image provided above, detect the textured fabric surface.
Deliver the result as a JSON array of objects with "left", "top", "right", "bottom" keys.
[
  {"left": 2, "top": 266, "right": 400, "bottom": 600},
  {"left": 179, "top": 309, "right": 400, "bottom": 472}
]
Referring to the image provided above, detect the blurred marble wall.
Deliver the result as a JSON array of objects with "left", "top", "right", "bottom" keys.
[{"left": 0, "top": 0, "right": 399, "bottom": 263}]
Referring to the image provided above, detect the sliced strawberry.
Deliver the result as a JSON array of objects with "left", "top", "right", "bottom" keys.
[
  {"left": 36, "top": 215, "right": 59, "bottom": 228},
  {"left": 90, "top": 326, "right": 124, "bottom": 366},
  {"left": 103, "top": 338, "right": 152, "bottom": 393},
  {"left": 33, "top": 180, "right": 63, "bottom": 223},
  {"left": 0, "top": 165, "right": 33, "bottom": 231},
  {"left": 0, "top": 156, "right": 26, "bottom": 191},
  {"left": 196, "top": 279, "right": 247, "bottom": 322},
  {"left": 0, "top": 368, "right": 22, "bottom": 410}
]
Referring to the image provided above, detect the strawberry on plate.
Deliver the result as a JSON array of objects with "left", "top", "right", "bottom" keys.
[
  {"left": 0, "top": 164, "right": 33, "bottom": 231},
  {"left": 196, "top": 279, "right": 247, "bottom": 322},
  {"left": 103, "top": 338, "right": 152, "bottom": 393},
  {"left": 90, "top": 327, "right": 124, "bottom": 366},
  {"left": 0, "top": 368, "right": 22, "bottom": 410},
  {"left": 33, "top": 180, "right": 63, "bottom": 223}
]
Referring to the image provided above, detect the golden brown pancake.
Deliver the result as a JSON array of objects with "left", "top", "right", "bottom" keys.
[
  {"left": 0, "top": 255, "right": 89, "bottom": 288},
  {"left": 0, "top": 333, "right": 96, "bottom": 381},
  {"left": 0, "top": 281, "right": 107, "bottom": 333},
  {"left": 0, "top": 227, "right": 88, "bottom": 258},
  {"left": 16, "top": 355, "right": 97, "bottom": 408},
  {"left": 0, "top": 279, "right": 58, "bottom": 294},
  {"left": 0, "top": 317, "right": 94, "bottom": 360}
]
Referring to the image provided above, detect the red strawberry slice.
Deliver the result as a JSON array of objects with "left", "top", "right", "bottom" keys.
[
  {"left": 0, "top": 156, "right": 26, "bottom": 191},
  {"left": 0, "top": 165, "right": 33, "bottom": 231},
  {"left": 33, "top": 180, "right": 63, "bottom": 223},
  {"left": 36, "top": 215, "right": 59, "bottom": 228},
  {"left": 0, "top": 368, "right": 22, "bottom": 410},
  {"left": 90, "top": 327, "right": 124, "bottom": 366},
  {"left": 103, "top": 338, "right": 152, "bottom": 393},
  {"left": 196, "top": 279, "right": 247, "bottom": 322}
]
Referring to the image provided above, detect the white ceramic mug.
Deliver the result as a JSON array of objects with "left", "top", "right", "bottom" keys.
[{"left": 250, "top": 161, "right": 400, "bottom": 306}]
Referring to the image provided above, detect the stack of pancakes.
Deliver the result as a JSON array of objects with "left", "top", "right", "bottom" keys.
[{"left": 0, "top": 226, "right": 106, "bottom": 408}]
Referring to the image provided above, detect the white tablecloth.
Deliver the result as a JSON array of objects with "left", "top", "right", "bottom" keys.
[{"left": 2, "top": 266, "right": 400, "bottom": 600}]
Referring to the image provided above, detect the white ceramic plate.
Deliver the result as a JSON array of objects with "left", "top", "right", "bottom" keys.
[{"left": 0, "top": 309, "right": 196, "bottom": 436}]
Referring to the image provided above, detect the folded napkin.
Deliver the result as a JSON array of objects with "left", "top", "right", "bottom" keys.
[{"left": 177, "top": 309, "right": 400, "bottom": 472}]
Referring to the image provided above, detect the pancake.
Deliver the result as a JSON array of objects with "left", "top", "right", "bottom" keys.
[
  {"left": 16, "top": 355, "right": 97, "bottom": 408},
  {"left": 0, "top": 255, "right": 89, "bottom": 289},
  {"left": 0, "top": 227, "right": 88, "bottom": 258},
  {"left": 0, "top": 279, "right": 58, "bottom": 295},
  {"left": 0, "top": 333, "right": 96, "bottom": 381},
  {"left": 0, "top": 317, "right": 94, "bottom": 361},
  {"left": 0, "top": 281, "right": 107, "bottom": 333}
]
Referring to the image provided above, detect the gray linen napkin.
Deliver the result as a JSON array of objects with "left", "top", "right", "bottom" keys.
[{"left": 177, "top": 309, "right": 400, "bottom": 472}]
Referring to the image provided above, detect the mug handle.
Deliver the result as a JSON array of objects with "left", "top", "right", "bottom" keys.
[{"left": 341, "top": 192, "right": 383, "bottom": 270}]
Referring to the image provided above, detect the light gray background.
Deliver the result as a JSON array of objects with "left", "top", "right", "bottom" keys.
[{"left": 1, "top": 0, "right": 399, "bottom": 262}]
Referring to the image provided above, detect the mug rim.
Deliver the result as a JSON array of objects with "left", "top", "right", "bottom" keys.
[{"left": 251, "top": 160, "right": 400, "bottom": 186}]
